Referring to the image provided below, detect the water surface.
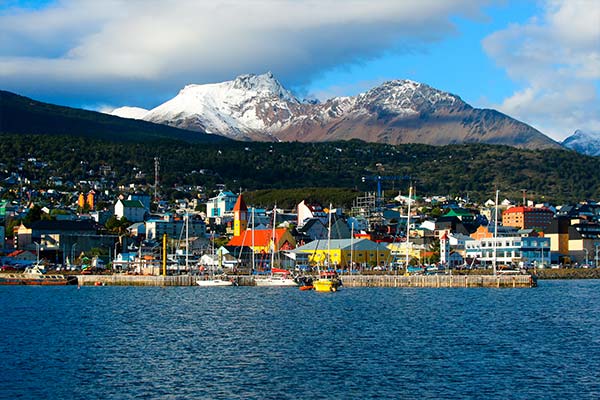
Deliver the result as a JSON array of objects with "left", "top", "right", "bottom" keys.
[{"left": 1, "top": 280, "right": 599, "bottom": 399}]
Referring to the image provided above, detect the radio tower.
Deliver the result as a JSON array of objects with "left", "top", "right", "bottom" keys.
[{"left": 154, "top": 157, "right": 160, "bottom": 202}]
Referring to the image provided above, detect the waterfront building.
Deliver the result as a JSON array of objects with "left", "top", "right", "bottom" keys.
[
  {"left": 291, "top": 238, "right": 390, "bottom": 269},
  {"left": 465, "top": 235, "right": 550, "bottom": 267},
  {"left": 232, "top": 195, "right": 247, "bottom": 237},
  {"left": 546, "top": 217, "right": 600, "bottom": 265}
]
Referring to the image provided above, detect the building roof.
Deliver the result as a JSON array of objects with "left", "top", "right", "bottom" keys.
[
  {"left": 227, "top": 228, "right": 289, "bottom": 247},
  {"left": 28, "top": 219, "right": 100, "bottom": 232},
  {"left": 120, "top": 199, "right": 145, "bottom": 208},
  {"left": 232, "top": 195, "right": 247, "bottom": 213},
  {"left": 503, "top": 206, "right": 553, "bottom": 214}
]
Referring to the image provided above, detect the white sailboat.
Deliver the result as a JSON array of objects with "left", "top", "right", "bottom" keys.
[
  {"left": 254, "top": 206, "right": 298, "bottom": 287},
  {"left": 196, "top": 230, "right": 235, "bottom": 287}
]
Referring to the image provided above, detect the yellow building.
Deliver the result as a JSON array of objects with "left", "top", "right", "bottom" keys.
[{"left": 291, "top": 238, "right": 390, "bottom": 268}]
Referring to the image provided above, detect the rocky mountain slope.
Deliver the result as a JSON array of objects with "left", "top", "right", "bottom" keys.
[
  {"left": 562, "top": 130, "right": 600, "bottom": 156},
  {"left": 111, "top": 72, "right": 560, "bottom": 149}
]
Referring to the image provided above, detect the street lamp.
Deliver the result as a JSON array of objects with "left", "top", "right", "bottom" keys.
[{"left": 583, "top": 248, "right": 589, "bottom": 266}]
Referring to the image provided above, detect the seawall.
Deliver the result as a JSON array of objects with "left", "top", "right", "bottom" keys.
[{"left": 77, "top": 274, "right": 536, "bottom": 288}]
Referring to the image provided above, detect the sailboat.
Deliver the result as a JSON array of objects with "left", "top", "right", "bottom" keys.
[
  {"left": 313, "top": 203, "right": 342, "bottom": 292},
  {"left": 196, "top": 229, "right": 235, "bottom": 287},
  {"left": 254, "top": 206, "right": 298, "bottom": 287}
]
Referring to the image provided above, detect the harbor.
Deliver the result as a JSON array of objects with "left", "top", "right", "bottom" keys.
[{"left": 75, "top": 273, "right": 536, "bottom": 288}]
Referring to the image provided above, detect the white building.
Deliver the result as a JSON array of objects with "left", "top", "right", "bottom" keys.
[
  {"left": 297, "top": 200, "right": 327, "bottom": 227},
  {"left": 114, "top": 199, "right": 146, "bottom": 222},
  {"left": 465, "top": 235, "right": 550, "bottom": 267},
  {"left": 146, "top": 215, "right": 206, "bottom": 241},
  {"left": 206, "top": 191, "right": 237, "bottom": 218}
]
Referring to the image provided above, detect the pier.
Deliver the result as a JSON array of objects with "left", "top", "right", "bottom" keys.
[{"left": 76, "top": 273, "right": 536, "bottom": 288}]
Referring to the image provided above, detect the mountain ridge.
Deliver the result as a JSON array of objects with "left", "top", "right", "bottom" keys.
[{"left": 111, "top": 72, "right": 560, "bottom": 149}]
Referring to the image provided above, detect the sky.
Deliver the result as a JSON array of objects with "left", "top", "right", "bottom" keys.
[{"left": 0, "top": 0, "right": 598, "bottom": 141}]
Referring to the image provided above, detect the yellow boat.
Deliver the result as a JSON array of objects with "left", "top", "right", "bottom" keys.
[{"left": 313, "top": 272, "right": 342, "bottom": 292}]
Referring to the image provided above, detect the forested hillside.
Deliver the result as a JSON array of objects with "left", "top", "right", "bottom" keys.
[{"left": 0, "top": 134, "right": 596, "bottom": 206}]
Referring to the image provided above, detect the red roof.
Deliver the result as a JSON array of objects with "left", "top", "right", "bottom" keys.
[
  {"left": 232, "top": 195, "right": 247, "bottom": 212},
  {"left": 503, "top": 206, "right": 553, "bottom": 214},
  {"left": 228, "top": 228, "right": 288, "bottom": 247}
]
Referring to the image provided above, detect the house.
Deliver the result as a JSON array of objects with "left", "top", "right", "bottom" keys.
[
  {"left": 115, "top": 199, "right": 146, "bottom": 222},
  {"left": 297, "top": 200, "right": 327, "bottom": 227},
  {"left": 5, "top": 250, "right": 36, "bottom": 263},
  {"left": 206, "top": 190, "right": 237, "bottom": 218},
  {"left": 227, "top": 228, "right": 296, "bottom": 254}
]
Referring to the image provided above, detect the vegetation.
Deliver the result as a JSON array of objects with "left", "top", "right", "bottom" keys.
[{"left": 0, "top": 132, "right": 598, "bottom": 205}]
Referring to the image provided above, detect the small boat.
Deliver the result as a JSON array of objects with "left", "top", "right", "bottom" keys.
[
  {"left": 196, "top": 275, "right": 235, "bottom": 287},
  {"left": 254, "top": 270, "right": 298, "bottom": 287},
  {"left": 0, "top": 264, "right": 78, "bottom": 286},
  {"left": 313, "top": 271, "right": 342, "bottom": 292},
  {"left": 297, "top": 275, "right": 314, "bottom": 291}
]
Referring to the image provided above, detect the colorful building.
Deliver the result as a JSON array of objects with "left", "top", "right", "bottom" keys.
[
  {"left": 502, "top": 206, "right": 554, "bottom": 230},
  {"left": 291, "top": 238, "right": 390, "bottom": 268}
]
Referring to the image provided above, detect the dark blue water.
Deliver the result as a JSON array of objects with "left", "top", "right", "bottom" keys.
[{"left": 1, "top": 280, "right": 599, "bottom": 399}]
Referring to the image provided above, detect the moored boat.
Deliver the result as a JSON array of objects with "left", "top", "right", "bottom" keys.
[
  {"left": 313, "top": 271, "right": 342, "bottom": 292},
  {"left": 254, "top": 270, "right": 298, "bottom": 287},
  {"left": 0, "top": 265, "right": 78, "bottom": 286},
  {"left": 196, "top": 276, "right": 236, "bottom": 287}
]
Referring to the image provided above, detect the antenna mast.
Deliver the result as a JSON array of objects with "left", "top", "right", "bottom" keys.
[{"left": 154, "top": 157, "right": 160, "bottom": 202}]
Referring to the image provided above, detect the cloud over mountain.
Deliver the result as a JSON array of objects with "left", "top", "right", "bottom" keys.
[
  {"left": 0, "top": 0, "right": 488, "bottom": 107},
  {"left": 483, "top": 0, "right": 600, "bottom": 140}
]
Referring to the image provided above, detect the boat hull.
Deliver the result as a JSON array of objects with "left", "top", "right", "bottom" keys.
[
  {"left": 254, "top": 277, "right": 298, "bottom": 287},
  {"left": 196, "top": 279, "right": 235, "bottom": 287},
  {"left": 314, "top": 278, "right": 341, "bottom": 292}
]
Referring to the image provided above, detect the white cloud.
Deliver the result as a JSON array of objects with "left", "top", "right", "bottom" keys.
[
  {"left": 0, "top": 0, "right": 491, "bottom": 108},
  {"left": 483, "top": 0, "right": 600, "bottom": 141}
]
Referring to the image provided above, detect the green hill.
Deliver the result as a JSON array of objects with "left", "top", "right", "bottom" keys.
[{"left": 0, "top": 90, "right": 229, "bottom": 144}]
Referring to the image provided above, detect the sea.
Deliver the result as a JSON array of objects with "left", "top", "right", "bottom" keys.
[{"left": 1, "top": 280, "right": 599, "bottom": 399}]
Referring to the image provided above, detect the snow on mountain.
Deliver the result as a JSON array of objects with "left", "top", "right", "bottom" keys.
[
  {"left": 111, "top": 72, "right": 558, "bottom": 149},
  {"left": 142, "top": 72, "right": 302, "bottom": 139},
  {"left": 110, "top": 106, "right": 149, "bottom": 120},
  {"left": 562, "top": 130, "right": 600, "bottom": 156}
]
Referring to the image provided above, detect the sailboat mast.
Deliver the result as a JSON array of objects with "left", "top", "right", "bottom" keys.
[
  {"left": 252, "top": 207, "right": 255, "bottom": 272},
  {"left": 185, "top": 212, "right": 189, "bottom": 271},
  {"left": 493, "top": 189, "right": 499, "bottom": 276},
  {"left": 405, "top": 186, "right": 412, "bottom": 269},
  {"left": 270, "top": 206, "right": 276, "bottom": 270},
  {"left": 328, "top": 203, "right": 332, "bottom": 269},
  {"left": 350, "top": 222, "right": 354, "bottom": 275}
]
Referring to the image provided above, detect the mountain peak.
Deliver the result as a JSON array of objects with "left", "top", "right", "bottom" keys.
[
  {"left": 230, "top": 71, "right": 296, "bottom": 102},
  {"left": 562, "top": 129, "right": 600, "bottom": 156}
]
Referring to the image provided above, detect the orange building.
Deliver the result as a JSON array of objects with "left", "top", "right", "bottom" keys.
[
  {"left": 502, "top": 206, "right": 554, "bottom": 230},
  {"left": 78, "top": 190, "right": 96, "bottom": 210}
]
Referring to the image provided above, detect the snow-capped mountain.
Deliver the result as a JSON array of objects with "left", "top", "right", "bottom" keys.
[
  {"left": 110, "top": 72, "right": 559, "bottom": 149},
  {"left": 140, "top": 72, "right": 306, "bottom": 140},
  {"left": 562, "top": 130, "right": 600, "bottom": 156},
  {"left": 111, "top": 106, "right": 149, "bottom": 120}
]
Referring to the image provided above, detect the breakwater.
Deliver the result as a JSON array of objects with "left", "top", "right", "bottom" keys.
[{"left": 77, "top": 273, "right": 535, "bottom": 288}]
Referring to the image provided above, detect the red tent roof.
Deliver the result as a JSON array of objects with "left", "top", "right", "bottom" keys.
[{"left": 228, "top": 228, "right": 287, "bottom": 247}]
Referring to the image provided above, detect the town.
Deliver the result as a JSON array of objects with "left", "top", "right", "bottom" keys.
[{"left": 1, "top": 157, "right": 599, "bottom": 279}]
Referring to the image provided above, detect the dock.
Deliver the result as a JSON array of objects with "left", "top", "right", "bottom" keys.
[{"left": 76, "top": 273, "right": 536, "bottom": 288}]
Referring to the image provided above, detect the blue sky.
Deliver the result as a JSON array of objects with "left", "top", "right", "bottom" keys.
[{"left": 0, "top": 0, "right": 598, "bottom": 140}]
